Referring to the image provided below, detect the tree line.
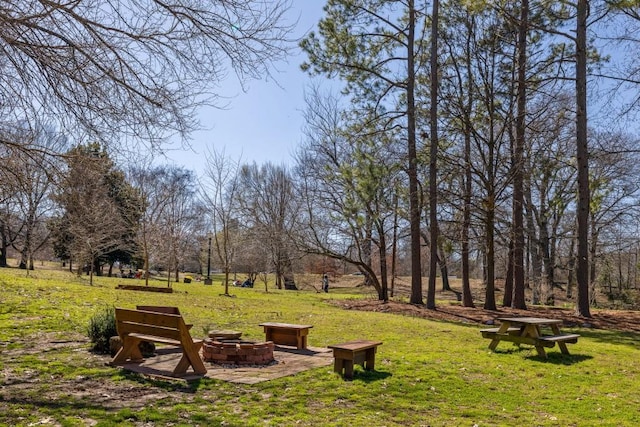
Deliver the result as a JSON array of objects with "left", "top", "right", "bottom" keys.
[
  {"left": 298, "top": 0, "right": 640, "bottom": 316},
  {"left": 2, "top": 1, "right": 640, "bottom": 316}
]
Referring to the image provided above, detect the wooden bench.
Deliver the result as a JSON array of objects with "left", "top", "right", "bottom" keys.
[
  {"left": 259, "top": 322, "right": 313, "bottom": 350},
  {"left": 328, "top": 340, "right": 383, "bottom": 379},
  {"left": 110, "top": 307, "right": 206, "bottom": 376}
]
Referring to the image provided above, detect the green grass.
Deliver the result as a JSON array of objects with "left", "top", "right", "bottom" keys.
[{"left": 1, "top": 267, "right": 639, "bottom": 426}]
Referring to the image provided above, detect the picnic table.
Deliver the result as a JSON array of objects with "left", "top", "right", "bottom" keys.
[{"left": 480, "top": 317, "right": 579, "bottom": 358}]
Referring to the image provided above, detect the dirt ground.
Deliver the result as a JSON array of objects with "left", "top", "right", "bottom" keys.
[
  {"left": 332, "top": 298, "right": 640, "bottom": 333},
  {"left": 329, "top": 275, "right": 640, "bottom": 333}
]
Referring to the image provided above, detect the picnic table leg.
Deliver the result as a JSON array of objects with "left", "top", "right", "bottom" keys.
[
  {"left": 550, "top": 324, "right": 571, "bottom": 355},
  {"left": 534, "top": 345, "right": 547, "bottom": 358},
  {"left": 488, "top": 338, "right": 501, "bottom": 351},
  {"left": 488, "top": 322, "right": 517, "bottom": 351},
  {"left": 528, "top": 325, "right": 548, "bottom": 358},
  {"left": 333, "top": 358, "right": 345, "bottom": 375}
]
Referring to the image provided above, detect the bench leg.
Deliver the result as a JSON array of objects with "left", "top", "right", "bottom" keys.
[
  {"left": 364, "top": 348, "right": 376, "bottom": 371},
  {"left": 550, "top": 325, "right": 572, "bottom": 355},
  {"left": 111, "top": 337, "right": 143, "bottom": 364},
  {"left": 297, "top": 334, "right": 303, "bottom": 350},
  {"left": 343, "top": 360, "right": 354, "bottom": 379},
  {"left": 174, "top": 342, "right": 207, "bottom": 376},
  {"left": 333, "top": 357, "right": 356, "bottom": 379},
  {"left": 298, "top": 334, "right": 308, "bottom": 350},
  {"left": 488, "top": 338, "right": 501, "bottom": 351}
]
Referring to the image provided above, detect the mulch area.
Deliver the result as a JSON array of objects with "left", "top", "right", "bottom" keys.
[{"left": 332, "top": 299, "right": 640, "bottom": 333}]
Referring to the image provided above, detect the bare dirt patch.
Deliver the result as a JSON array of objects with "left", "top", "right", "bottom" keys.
[
  {"left": 332, "top": 298, "right": 640, "bottom": 333},
  {"left": 329, "top": 275, "right": 640, "bottom": 333}
]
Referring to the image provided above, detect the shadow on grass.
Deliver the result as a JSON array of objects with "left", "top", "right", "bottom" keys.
[
  {"left": 493, "top": 347, "right": 593, "bottom": 365},
  {"left": 526, "top": 353, "right": 593, "bottom": 365},
  {"left": 0, "top": 395, "right": 106, "bottom": 413},
  {"left": 345, "top": 368, "right": 392, "bottom": 383},
  {"left": 120, "top": 370, "right": 203, "bottom": 392},
  {"left": 573, "top": 329, "right": 640, "bottom": 350}
]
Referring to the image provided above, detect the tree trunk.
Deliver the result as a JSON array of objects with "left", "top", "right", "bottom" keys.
[
  {"left": 566, "top": 235, "right": 576, "bottom": 299},
  {"left": 377, "top": 229, "right": 389, "bottom": 302},
  {"left": 575, "top": 0, "right": 591, "bottom": 317},
  {"left": 484, "top": 208, "right": 497, "bottom": 310},
  {"left": 390, "top": 193, "right": 399, "bottom": 298},
  {"left": 436, "top": 241, "right": 451, "bottom": 292},
  {"left": 407, "top": 1, "right": 423, "bottom": 305},
  {"left": 503, "top": 239, "right": 514, "bottom": 307},
  {"left": 512, "top": 0, "right": 528, "bottom": 310},
  {"left": 426, "top": 0, "right": 440, "bottom": 310},
  {"left": 461, "top": 22, "right": 475, "bottom": 309},
  {"left": 0, "top": 222, "right": 7, "bottom": 268}
]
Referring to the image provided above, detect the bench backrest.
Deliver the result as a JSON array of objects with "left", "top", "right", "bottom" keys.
[
  {"left": 136, "top": 305, "right": 181, "bottom": 315},
  {"left": 115, "top": 308, "right": 189, "bottom": 343}
]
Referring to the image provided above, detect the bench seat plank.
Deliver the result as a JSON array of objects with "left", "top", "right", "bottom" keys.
[{"left": 537, "top": 334, "right": 580, "bottom": 344}]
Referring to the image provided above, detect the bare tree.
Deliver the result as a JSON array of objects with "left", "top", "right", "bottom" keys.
[
  {"left": 0, "top": 0, "right": 293, "bottom": 154},
  {"left": 155, "top": 168, "right": 203, "bottom": 285},
  {"left": 296, "top": 87, "right": 403, "bottom": 301},
  {"left": 201, "top": 149, "right": 242, "bottom": 297},
  {"left": 238, "top": 162, "right": 301, "bottom": 290}
]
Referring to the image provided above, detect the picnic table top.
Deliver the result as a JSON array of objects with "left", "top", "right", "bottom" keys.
[{"left": 497, "top": 317, "right": 563, "bottom": 325}]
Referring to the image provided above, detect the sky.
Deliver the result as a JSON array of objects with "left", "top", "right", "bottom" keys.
[{"left": 166, "top": 2, "right": 329, "bottom": 176}]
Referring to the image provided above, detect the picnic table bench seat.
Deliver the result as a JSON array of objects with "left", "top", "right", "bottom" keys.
[
  {"left": 480, "top": 327, "right": 521, "bottom": 338},
  {"left": 110, "top": 307, "right": 206, "bottom": 376},
  {"left": 536, "top": 334, "right": 580, "bottom": 344}
]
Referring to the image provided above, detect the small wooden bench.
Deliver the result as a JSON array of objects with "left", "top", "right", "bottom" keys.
[
  {"left": 328, "top": 340, "right": 383, "bottom": 379},
  {"left": 110, "top": 307, "right": 206, "bottom": 376},
  {"left": 259, "top": 322, "right": 313, "bottom": 350}
]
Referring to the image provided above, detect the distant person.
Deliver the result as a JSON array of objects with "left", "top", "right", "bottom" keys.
[{"left": 322, "top": 274, "right": 329, "bottom": 293}]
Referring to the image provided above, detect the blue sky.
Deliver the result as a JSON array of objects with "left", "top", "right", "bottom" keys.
[{"left": 167, "top": 2, "right": 328, "bottom": 176}]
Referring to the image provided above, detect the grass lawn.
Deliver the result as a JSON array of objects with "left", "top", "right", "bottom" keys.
[{"left": 1, "top": 267, "right": 639, "bottom": 426}]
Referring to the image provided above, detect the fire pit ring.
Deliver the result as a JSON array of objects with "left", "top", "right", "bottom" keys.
[{"left": 202, "top": 338, "right": 275, "bottom": 365}]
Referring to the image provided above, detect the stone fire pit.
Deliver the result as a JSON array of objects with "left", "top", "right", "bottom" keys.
[{"left": 202, "top": 337, "right": 275, "bottom": 365}]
